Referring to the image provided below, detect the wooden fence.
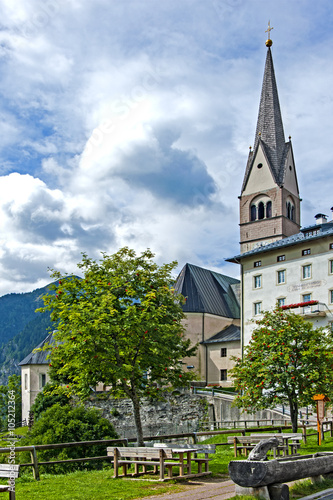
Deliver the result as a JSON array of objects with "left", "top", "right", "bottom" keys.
[{"left": 1, "top": 419, "right": 330, "bottom": 480}]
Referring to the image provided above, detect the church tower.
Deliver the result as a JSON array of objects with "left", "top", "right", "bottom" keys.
[{"left": 239, "top": 31, "right": 301, "bottom": 254}]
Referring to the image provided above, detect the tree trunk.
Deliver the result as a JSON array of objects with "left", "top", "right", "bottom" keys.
[
  {"left": 130, "top": 390, "right": 144, "bottom": 446},
  {"left": 288, "top": 395, "right": 298, "bottom": 433}
]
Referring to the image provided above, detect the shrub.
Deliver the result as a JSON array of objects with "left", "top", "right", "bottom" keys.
[
  {"left": 30, "top": 383, "right": 71, "bottom": 421},
  {"left": 20, "top": 403, "right": 118, "bottom": 473}
]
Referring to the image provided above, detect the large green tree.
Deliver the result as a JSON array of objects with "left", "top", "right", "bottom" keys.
[
  {"left": 230, "top": 307, "right": 333, "bottom": 432},
  {"left": 39, "top": 248, "right": 197, "bottom": 445}
]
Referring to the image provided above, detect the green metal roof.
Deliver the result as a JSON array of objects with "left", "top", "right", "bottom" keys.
[{"left": 174, "top": 263, "right": 240, "bottom": 319}]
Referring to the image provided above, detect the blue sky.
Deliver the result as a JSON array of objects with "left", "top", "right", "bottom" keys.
[{"left": 0, "top": 0, "right": 333, "bottom": 295}]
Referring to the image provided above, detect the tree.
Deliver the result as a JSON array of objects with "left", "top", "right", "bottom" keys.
[
  {"left": 230, "top": 307, "right": 333, "bottom": 432},
  {"left": 20, "top": 404, "right": 118, "bottom": 473},
  {"left": 38, "top": 247, "right": 197, "bottom": 445},
  {"left": 0, "top": 375, "right": 22, "bottom": 429}
]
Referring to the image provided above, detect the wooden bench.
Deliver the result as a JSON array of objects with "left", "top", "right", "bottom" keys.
[
  {"left": 0, "top": 464, "right": 19, "bottom": 500},
  {"left": 107, "top": 447, "right": 185, "bottom": 480},
  {"left": 227, "top": 436, "right": 288, "bottom": 458}
]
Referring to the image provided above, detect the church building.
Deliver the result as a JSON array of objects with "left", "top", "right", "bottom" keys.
[{"left": 228, "top": 32, "right": 333, "bottom": 349}]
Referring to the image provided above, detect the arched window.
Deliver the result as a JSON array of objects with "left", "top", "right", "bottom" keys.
[
  {"left": 250, "top": 204, "right": 256, "bottom": 221},
  {"left": 258, "top": 202, "right": 265, "bottom": 220},
  {"left": 286, "top": 198, "right": 295, "bottom": 221},
  {"left": 266, "top": 201, "right": 272, "bottom": 218}
]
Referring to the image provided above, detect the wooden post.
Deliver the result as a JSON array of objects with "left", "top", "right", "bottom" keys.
[
  {"left": 302, "top": 425, "right": 307, "bottom": 444},
  {"left": 159, "top": 449, "right": 165, "bottom": 480},
  {"left": 113, "top": 448, "right": 119, "bottom": 478},
  {"left": 30, "top": 446, "right": 40, "bottom": 481}
]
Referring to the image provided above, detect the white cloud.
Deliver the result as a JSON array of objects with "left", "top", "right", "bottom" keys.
[{"left": 0, "top": 0, "right": 332, "bottom": 294}]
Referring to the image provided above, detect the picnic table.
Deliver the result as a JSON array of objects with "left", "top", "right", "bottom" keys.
[
  {"left": 107, "top": 444, "right": 214, "bottom": 480},
  {"left": 227, "top": 433, "right": 302, "bottom": 458},
  {"left": 249, "top": 433, "right": 302, "bottom": 455}
]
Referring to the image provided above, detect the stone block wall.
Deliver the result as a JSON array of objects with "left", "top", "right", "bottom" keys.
[{"left": 85, "top": 392, "right": 209, "bottom": 439}]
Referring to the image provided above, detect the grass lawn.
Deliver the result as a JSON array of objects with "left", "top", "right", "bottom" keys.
[
  {"left": 11, "top": 428, "right": 333, "bottom": 499},
  {"left": 15, "top": 470, "right": 191, "bottom": 500}
]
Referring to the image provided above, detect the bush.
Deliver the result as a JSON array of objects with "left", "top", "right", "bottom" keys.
[
  {"left": 20, "top": 403, "right": 118, "bottom": 473},
  {"left": 30, "top": 383, "right": 71, "bottom": 421}
]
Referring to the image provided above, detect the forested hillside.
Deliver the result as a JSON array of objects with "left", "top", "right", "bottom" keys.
[{"left": 0, "top": 284, "right": 55, "bottom": 384}]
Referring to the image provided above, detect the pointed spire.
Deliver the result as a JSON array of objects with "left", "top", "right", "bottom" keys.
[{"left": 253, "top": 46, "right": 286, "bottom": 177}]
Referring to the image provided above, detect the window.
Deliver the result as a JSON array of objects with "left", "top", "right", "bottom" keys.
[
  {"left": 254, "top": 302, "right": 262, "bottom": 315},
  {"left": 254, "top": 261, "right": 261, "bottom": 268},
  {"left": 220, "top": 369, "right": 227, "bottom": 381},
  {"left": 286, "top": 200, "right": 295, "bottom": 221},
  {"left": 278, "top": 298, "right": 286, "bottom": 307},
  {"left": 302, "top": 264, "right": 311, "bottom": 279},
  {"left": 221, "top": 348, "right": 227, "bottom": 358},
  {"left": 330, "top": 243, "right": 333, "bottom": 250},
  {"left": 266, "top": 201, "right": 272, "bottom": 218},
  {"left": 254, "top": 275, "right": 262, "bottom": 289},
  {"left": 277, "top": 270, "right": 286, "bottom": 284},
  {"left": 277, "top": 255, "right": 285, "bottom": 262},
  {"left": 302, "top": 293, "right": 311, "bottom": 313},
  {"left": 329, "top": 260, "right": 333, "bottom": 274},
  {"left": 24, "top": 373, "right": 28, "bottom": 391},
  {"left": 39, "top": 373, "right": 46, "bottom": 390},
  {"left": 250, "top": 205, "right": 256, "bottom": 221},
  {"left": 302, "top": 249, "right": 311, "bottom": 256},
  {"left": 258, "top": 202, "right": 265, "bottom": 220},
  {"left": 305, "top": 230, "right": 319, "bottom": 237},
  {"left": 330, "top": 290, "right": 333, "bottom": 304}
]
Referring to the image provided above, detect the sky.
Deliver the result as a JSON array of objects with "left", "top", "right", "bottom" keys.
[{"left": 0, "top": 0, "right": 333, "bottom": 296}]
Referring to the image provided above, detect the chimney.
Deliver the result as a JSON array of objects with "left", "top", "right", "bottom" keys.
[{"left": 315, "top": 213, "right": 328, "bottom": 225}]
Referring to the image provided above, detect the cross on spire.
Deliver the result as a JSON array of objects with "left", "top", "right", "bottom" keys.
[{"left": 265, "top": 21, "right": 273, "bottom": 39}]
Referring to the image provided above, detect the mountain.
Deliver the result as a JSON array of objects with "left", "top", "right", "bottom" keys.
[{"left": 0, "top": 284, "right": 55, "bottom": 384}]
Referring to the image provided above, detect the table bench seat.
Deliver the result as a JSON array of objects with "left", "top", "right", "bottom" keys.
[{"left": 107, "top": 446, "right": 213, "bottom": 480}]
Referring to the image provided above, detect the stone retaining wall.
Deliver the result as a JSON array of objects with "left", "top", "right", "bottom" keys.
[{"left": 85, "top": 391, "right": 209, "bottom": 439}]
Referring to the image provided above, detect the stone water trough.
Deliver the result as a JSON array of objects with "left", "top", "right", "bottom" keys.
[{"left": 228, "top": 438, "right": 333, "bottom": 500}]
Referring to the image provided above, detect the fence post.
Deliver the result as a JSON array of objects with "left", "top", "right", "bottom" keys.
[
  {"left": 30, "top": 446, "right": 40, "bottom": 481},
  {"left": 302, "top": 425, "right": 307, "bottom": 444}
]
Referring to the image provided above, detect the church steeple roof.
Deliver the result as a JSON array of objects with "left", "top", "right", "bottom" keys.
[
  {"left": 254, "top": 47, "right": 286, "bottom": 170},
  {"left": 242, "top": 42, "right": 290, "bottom": 193}
]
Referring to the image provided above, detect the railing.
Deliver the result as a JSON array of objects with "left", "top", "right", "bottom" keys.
[
  {"left": 300, "top": 302, "right": 327, "bottom": 317},
  {"left": 2, "top": 421, "right": 328, "bottom": 480},
  {"left": 192, "top": 387, "right": 237, "bottom": 397}
]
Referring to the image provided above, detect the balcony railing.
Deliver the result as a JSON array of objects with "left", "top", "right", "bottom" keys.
[
  {"left": 280, "top": 300, "right": 327, "bottom": 317},
  {"left": 300, "top": 302, "right": 327, "bottom": 317}
]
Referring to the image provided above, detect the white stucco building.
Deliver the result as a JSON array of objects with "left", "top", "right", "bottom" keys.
[
  {"left": 19, "top": 332, "right": 53, "bottom": 422},
  {"left": 227, "top": 34, "right": 333, "bottom": 350}
]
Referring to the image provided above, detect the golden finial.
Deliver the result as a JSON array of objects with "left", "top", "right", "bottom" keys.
[
  {"left": 289, "top": 135, "right": 291, "bottom": 141},
  {"left": 265, "top": 21, "right": 273, "bottom": 47},
  {"left": 249, "top": 146, "right": 252, "bottom": 152}
]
